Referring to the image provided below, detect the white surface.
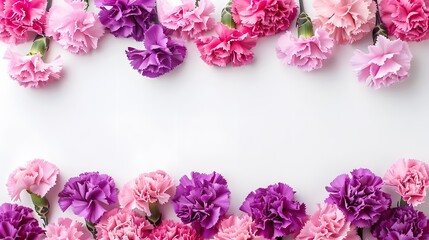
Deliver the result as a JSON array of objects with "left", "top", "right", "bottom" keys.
[{"left": 1, "top": 0, "right": 429, "bottom": 237}]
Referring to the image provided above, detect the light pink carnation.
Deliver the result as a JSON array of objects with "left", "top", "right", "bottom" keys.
[
  {"left": 313, "top": 0, "right": 376, "bottom": 44},
  {"left": 158, "top": 0, "right": 215, "bottom": 40},
  {"left": 212, "top": 214, "right": 257, "bottom": 240},
  {"left": 119, "top": 170, "right": 174, "bottom": 216},
  {"left": 96, "top": 208, "right": 153, "bottom": 240},
  {"left": 195, "top": 23, "right": 258, "bottom": 67},
  {"left": 380, "top": 0, "right": 429, "bottom": 42},
  {"left": 384, "top": 159, "right": 429, "bottom": 206},
  {"left": 146, "top": 219, "right": 201, "bottom": 240},
  {"left": 276, "top": 28, "right": 334, "bottom": 71},
  {"left": 7, "top": 159, "right": 59, "bottom": 201},
  {"left": 350, "top": 36, "right": 412, "bottom": 89},
  {"left": 46, "top": 0, "right": 104, "bottom": 54},
  {"left": 0, "top": 0, "right": 47, "bottom": 44},
  {"left": 296, "top": 203, "right": 360, "bottom": 240},
  {"left": 231, "top": 0, "right": 297, "bottom": 37},
  {"left": 4, "top": 49, "right": 63, "bottom": 88},
  {"left": 45, "top": 218, "right": 92, "bottom": 240}
]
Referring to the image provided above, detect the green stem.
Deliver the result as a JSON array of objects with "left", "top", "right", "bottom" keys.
[
  {"left": 398, "top": 197, "right": 409, "bottom": 207},
  {"left": 146, "top": 202, "right": 162, "bottom": 225},
  {"left": 275, "top": 237, "right": 283, "bottom": 240},
  {"left": 195, "top": 0, "right": 200, "bottom": 7},
  {"left": 85, "top": 220, "right": 97, "bottom": 239},
  {"left": 84, "top": 0, "right": 89, "bottom": 10},
  {"left": 299, "top": 0, "right": 304, "bottom": 13},
  {"left": 372, "top": 0, "right": 388, "bottom": 43},
  {"left": 46, "top": 0, "right": 52, "bottom": 11},
  {"left": 357, "top": 228, "right": 363, "bottom": 239}
]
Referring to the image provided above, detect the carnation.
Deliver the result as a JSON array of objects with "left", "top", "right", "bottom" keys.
[
  {"left": 0, "top": 203, "right": 44, "bottom": 240},
  {"left": 326, "top": 168, "right": 392, "bottom": 228},
  {"left": 146, "top": 219, "right": 201, "bottom": 240},
  {"left": 46, "top": 0, "right": 104, "bottom": 54},
  {"left": 371, "top": 206, "right": 429, "bottom": 239},
  {"left": 172, "top": 171, "right": 231, "bottom": 238},
  {"left": 350, "top": 36, "right": 412, "bottom": 89},
  {"left": 240, "top": 182, "right": 307, "bottom": 239},
  {"left": 212, "top": 214, "right": 257, "bottom": 240},
  {"left": 95, "top": 0, "right": 156, "bottom": 41},
  {"left": 0, "top": 0, "right": 46, "bottom": 44},
  {"left": 126, "top": 25, "right": 186, "bottom": 78},
  {"left": 58, "top": 172, "right": 119, "bottom": 223},
  {"left": 384, "top": 159, "right": 429, "bottom": 206},
  {"left": 7, "top": 159, "right": 59, "bottom": 201},
  {"left": 158, "top": 0, "right": 215, "bottom": 40},
  {"left": 313, "top": 0, "right": 376, "bottom": 44},
  {"left": 380, "top": 0, "right": 429, "bottom": 42},
  {"left": 231, "top": 0, "right": 298, "bottom": 37},
  {"left": 119, "top": 170, "right": 174, "bottom": 215},
  {"left": 96, "top": 208, "right": 153, "bottom": 239},
  {"left": 195, "top": 23, "right": 258, "bottom": 67},
  {"left": 296, "top": 203, "right": 360, "bottom": 240},
  {"left": 4, "top": 49, "right": 63, "bottom": 88},
  {"left": 45, "top": 218, "right": 92, "bottom": 240},
  {"left": 276, "top": 28, "right": 334, "bottom": 71}
]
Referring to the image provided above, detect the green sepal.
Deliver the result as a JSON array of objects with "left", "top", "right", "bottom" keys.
[
  {"left": 397, "top": 197, "right": 409, "bottom": 207},
  {"left": 296, "top": 11, "right": 314, "bottom": 38},
  {"left": 221, "top": 0, "right": 235, "bottom": 29},
  {"left": 85, "top": 220, "right": 97, "bottom": 239},
  {"left": 146, "top": 202, "right": 162, "bottom": 225},
  {"left": 28, "top": 191, "right": 50, "bottom": 226},
  {"left": 195, "top": 0, "right": 200, "bottom": 7},
  {"left": 28, "top": 36, "right": 49, "bottom": 56}
]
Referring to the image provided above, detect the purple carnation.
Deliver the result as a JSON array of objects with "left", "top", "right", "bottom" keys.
[
  {"left": 0, "top": 203, "right": 44, "bottom": 240},
  {"left": 326, "top": 168, "right": 392, "bottom": 228},
  {"left": 371, "top": 206, "right": 429, "bottom": 240},
  {"left": 172, "top": 171, "right": 230, "bottom": 238},
  {"left": 126, "top": 25, "right": 186, "bottom": 78},
  {"left": 95, "top": 0, "right": 156, "bottom": 41},
  {"left": 58, "top": 172, "right": 119, "bottom": 223},
  {"left": 240, "top": 182, "right": 307, "bottom": 239}
]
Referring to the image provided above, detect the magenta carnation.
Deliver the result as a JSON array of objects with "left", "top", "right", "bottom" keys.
[
  {"left": 195, "top": 23, "right": 258, "bottom": 67},
  {"left": 0, "top": 0, "right": 46, "bottom": 44},
  {"left": 46, "top": 0, "right": 104, "bottom": 54},
  {"left": 45, "top": 218, "right": 92, "bottom": 240},
  {"left": 212, "top": 214, "right": 258, "bottom": 240},
  {"left": 380, "top": 0, "right": 429, "bottom": 42},
  {"left": 276, "top": 28, "right": 334, "bottom": 71},
  {"left": 0, "top": 203, "right": 44, "bottom": 240},
  {"left": 384, "top": 159, "right": 429, "bottom": 206},
  {"left": 146, "top": 219, "right": 201, "bottom": 240},
  {"left": 240, "top": 182, "right": 307, "bottom": 239},
  {"left": 158, "top": 0, "right": 215, "bottom": 40},
  {"left": 350, "top": 36, "right": 412, "bottom": 89},
  {"left": 231, "top": 0, "right": 298, "bottom": 37},
  {"left": 4, "top": 48, "right": 62, "bottom": 88},
  {"left": 313, "top": 0, "right": 376, "bottom": 44},
  {"left": 96, "top": 208, "right": 153, "bottom": 239}
]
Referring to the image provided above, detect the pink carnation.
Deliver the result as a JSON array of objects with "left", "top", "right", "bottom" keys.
[
  {"left": 4, "top": 49, "right": 63, "bottom": 88},
  {"left": 296, "top": 203, "right": 360, "bottom": 240},
  {"left": 384, "top": 159, "right": 429, "bottom": 206},
  {"left": 276, "top": 28, "right": 334, "bottom": 71},
  {"left": 46, "top": 0, "right": 104, "bottom": 54},
  {"left": 96, "top": 208, "right": 153, "bottom": 240},
  {"left": 45, "top": 218, "right": 92, "bottom": 240},
  {"left": 7, "top": 159, "right": 59, "bottom": 201},
  {"left": 313, "top": 0, "right": 376, "bottom": 44},
  {"left": 212, "top": 214, "right": 258, "bottom": 240},
  {"left": 195, "top": 23, "right": 258, "bottom": 67},
  {"left": 146, "top": 219, "right": 201, "bottom": 240},
  {"left": 380, "top": 0, "right": 429, "bottom": 42},
  {"left": 119, "top": 170, "right": 174, "bottom": 216},
  {"left": 158, "top": 0, "right": 215, "bottom": 40},
  {"left": 0, "top": 0, "right": 46, "bottom": 44},
  {"left": 231, "top": 0, "right": 298, "bottom": 37},
  {"left": 350, "top": 36, "right": 412, "bottom": 89}
]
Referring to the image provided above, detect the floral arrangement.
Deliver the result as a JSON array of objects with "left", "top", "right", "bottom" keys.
[
  {"left": 2, "top": 157, "right": 429, "bottom": 239},
  {"left": 1, "top": 0, "right": 426, "bottom": 89}
]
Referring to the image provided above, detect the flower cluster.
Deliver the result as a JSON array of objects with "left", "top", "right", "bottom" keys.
[{"left": 2, "top": 158, "right": 429, "bottom": 240}]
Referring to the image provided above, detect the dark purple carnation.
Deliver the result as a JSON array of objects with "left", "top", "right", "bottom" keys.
[
  {"left": 126, "top": 25, "right": 187, "bottom": 78},
  {"left": 95, "top": 0, "right": 156, "bottom": 41},
  {"left": 58, "top": 172, "right": 118, "bottom": 223},
  {"left": 172, "top": 171, "right": 230, "bottom": 238},
  {"left": 0, "top": 203, "right": 44, "bottom": 240},
  {"left": 371, "top": 206, "right": 429, "bottom": 240},
  {"left": 240, "top": 182, "right": 307, "bottom": 239},
  {"left": 326, "top": 168, "right": 392, "bottom": 228}
]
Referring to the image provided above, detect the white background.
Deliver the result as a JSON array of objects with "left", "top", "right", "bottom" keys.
[{"left": 1, "top": 0, "right": 429, "bottom": 238}]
